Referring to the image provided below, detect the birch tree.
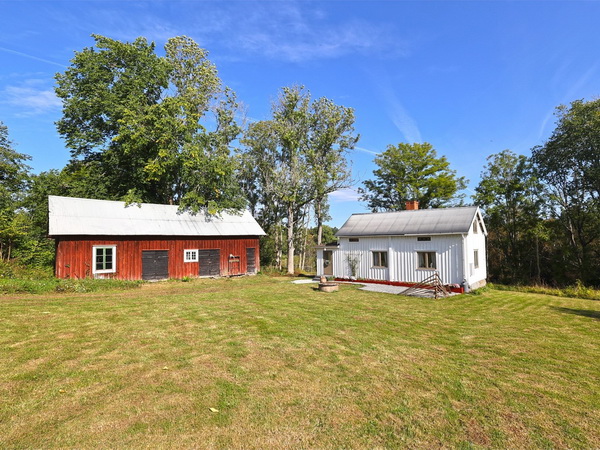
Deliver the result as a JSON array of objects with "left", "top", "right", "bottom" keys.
[{"left": 242, "top": 86, "right": 356, "bottom": 273}]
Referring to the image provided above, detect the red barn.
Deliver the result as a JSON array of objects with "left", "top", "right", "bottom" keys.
[{"left": 48, "top": 196, "right": 265, "bottom": 281}]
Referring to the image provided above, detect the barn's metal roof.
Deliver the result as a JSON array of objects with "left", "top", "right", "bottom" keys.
[
  {"left": 48, "top": 196, "right": 266, "bottom": 237},
  {"left": 335, "top": 206, "right": 483, "bottom": 237}
]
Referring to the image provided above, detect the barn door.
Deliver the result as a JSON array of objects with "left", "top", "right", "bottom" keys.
[
  {"left": 142, "top": 250, "right": 169, "bottom": 281},
  {"left": 246, "top": 248, "right": 256, "bottom": 274},
  {"left": 199, "top": 249, "right": 220, "bottom": 276}
]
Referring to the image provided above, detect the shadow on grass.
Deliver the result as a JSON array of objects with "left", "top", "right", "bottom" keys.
[{"left": 550, "top": 306, "right": 600, "bottom": 320}]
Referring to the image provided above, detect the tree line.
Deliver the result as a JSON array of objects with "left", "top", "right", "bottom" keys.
[{"left": 1, "top": 34, "right": 599, "bottom": 286}]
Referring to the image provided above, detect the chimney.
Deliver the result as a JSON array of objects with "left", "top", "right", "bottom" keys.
[{"left": 405, "top": 200, "right": 419, "bottom": 210}]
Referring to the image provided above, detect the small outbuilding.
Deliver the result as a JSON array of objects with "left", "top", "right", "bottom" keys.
[
  {"left": 48, "top": 196, "right": 265, "bottom": 281},
  {"left": 316, "top": 202, "right": 487, "bottom": 291}
]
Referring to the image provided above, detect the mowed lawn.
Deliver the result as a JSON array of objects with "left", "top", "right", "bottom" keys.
[{"left": 1, "top": 276, "right": 599, "bottom": 448}]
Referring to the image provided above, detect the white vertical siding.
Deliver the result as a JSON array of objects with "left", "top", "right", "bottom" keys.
[
  {"left": 333, "top": 235, "right": 465, "bottom": 284},
  {"left": 316, "top": 248, "right": 324, "bottom": 276},
  {"left": 333, "top": 237, "right": 390, "bottom": 280},
  {"left": 464, "top": 223, "right": 487, "bottom": 287},
  {"left": 389, "top": 235, "right": 463, "bottom": 284}
]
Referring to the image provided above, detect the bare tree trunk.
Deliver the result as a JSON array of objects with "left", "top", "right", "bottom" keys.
[
  {"left": 275, "top": 225, "right": 282, "bottom": 271},
  {"left": 535, "top": 234, "right": 541, "bottom": 284},
  {"left": 287, "top": 205, "right": 295, "bottom": 275},
  {"left": 315, "top": 200, "right": 323, "bottom": 246},
  {"left": 299, "top": 205, "right": 310, "bottom": 271}
]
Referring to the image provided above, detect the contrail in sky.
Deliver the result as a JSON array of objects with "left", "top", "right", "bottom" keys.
[{"left": 0, "top": 46, "right": 67, "bottom": 68}]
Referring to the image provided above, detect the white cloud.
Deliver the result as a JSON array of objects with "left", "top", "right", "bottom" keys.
[
  {"left": 329, "top": 187, "right": 361, "bottom": 202},
  {"left": 389, "top": 101, "right": 422, "bottom": 144},
  {"left": 354, "top": 146, "right": 379, "bottom": 155},
  {"left": 1, "top": 80, "right": 61, "bottom": 117},
  {"left": 0, "top": 46, "right": 66, "bottom": 68},
  {"left": 92, "top": 1, "right": 406, "bottom": 63},
  {"left": 223, "top": 6, "right": 406, "bottom": 63},
  {"left": 368, "top": 68, "right": 422, "bottom": 143}
]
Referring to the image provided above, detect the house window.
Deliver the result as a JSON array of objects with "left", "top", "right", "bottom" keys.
[
  {"left": 473, "top": 220, "right": 479, "bottom": 234},
  {"left": 417, "top": 236, "right": 431, "bottom": 241},
  {"left": 184, "top": 249, "right": 199, "bottom": 262},
  {"left": 474, "top": 250, "right": 479, "bottom": 269},
  {"left": 349, "top": 238, "right": 359, "bottom": 242},
  {"left": 372, "top": 251, "right": 388, "bottom": 268},
  {"left": 93, "top": 245, "right": 116, "bottom": 274},
  {"left": 417, "top": 251, "right": 436, "bottom": 269}
]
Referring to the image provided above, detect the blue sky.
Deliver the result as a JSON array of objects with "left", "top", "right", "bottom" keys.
[{"left": 1, "top": 0, "right": 599, "bottom": 227}]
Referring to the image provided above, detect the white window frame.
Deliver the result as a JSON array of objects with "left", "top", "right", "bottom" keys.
[
  {"left": 372, "top": 250, "right": 388, "bottom": 268},
  {"left": 474, "top": 249, "right": 479, "bottom": 269},
  {"left": 184, "top": 249, "right": 199, "bottom": 263},
  {"left": 417, "top": 251, "right": 436, "bottom": 270},
  {"left": 93, "top": 245, "right": 117, "bottom": 274}
]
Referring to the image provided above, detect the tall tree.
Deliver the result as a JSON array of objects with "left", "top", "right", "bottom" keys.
[
  {"left": 358, "top": 142, "right": 466, "bottom": 211},
  {"left": 0, "top": 122, "right": 31, "bottom": 261},
  {"left": 532, "top": 98, "right": 600, "bottom": 284},
  {"left": 306, "top": 97, "right": 357, "bottom": 245},
  {"left": 474, "top": 150, "right": 546, "bottom": 283},
  {"left": 55, "top": 34, "right": 246, "bottom": 214},
  {"left": 242, "top": 86, "right": 356, "bottom": 273},
  {"left": 243, "top": 87, "right": 312, "bottom": 274}
]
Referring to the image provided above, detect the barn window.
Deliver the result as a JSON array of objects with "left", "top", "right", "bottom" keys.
[
  {"left": 372, "top": 251, "right": 388, "bottom": 268},
  {"left": 417, "top": 236, "right": 431, "bottom": 241},
  {"left": 93, "top": 245, "right": 116, "bottom": 274},
  {"left": 474, "top": 250, "right": 479, "bottom": 269},
  {"left": 184, "top": 249, "right": 199, "bottom": 262},
  {"left": 349, "top": 238, "right": 359, "bottom": 242},
  {"left": 417, "top": 251, "right": 436, "bottom": 269}
]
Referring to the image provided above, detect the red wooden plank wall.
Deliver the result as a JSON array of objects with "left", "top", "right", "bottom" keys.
[{"left": 55, "top": 236, "right": 261, "bottom": 280}]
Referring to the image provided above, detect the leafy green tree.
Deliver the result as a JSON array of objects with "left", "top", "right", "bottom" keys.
[
  {"left": 306, "top": 97, "right": 357, "bottom": 245},
  {"left": 358, "top": 142, "right": 466, "bottom": 211},
  {"left": 0, "top": 122, "right": 31, "bottom": 261},
  {"left": 242, "top": 87, "right": 312, "bottom": 274},
  {"left": 474, "top": 150, "right": 546, "bottom": 283},
  {"left": 55, "top": 34, "right": 246, "bottom": 214},
  {"left": 242, "top": 86, "right": 356, "bottom": 273},
  {"left": 532, "top": 98, "right": 600, "bottom": 284}
]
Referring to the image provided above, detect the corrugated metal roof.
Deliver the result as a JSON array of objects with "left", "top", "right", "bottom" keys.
[
  {"left": 335, "top": 207, "right": 481, "bottom": 237},
  {"left": 48, "top": 196, "right": 266, "bottom": 237}
]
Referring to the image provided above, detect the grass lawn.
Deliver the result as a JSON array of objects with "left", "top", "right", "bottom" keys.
[{"left": 1, "top": 276, "right": 599, "bottom": 448}]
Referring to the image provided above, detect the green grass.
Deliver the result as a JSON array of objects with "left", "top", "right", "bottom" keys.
[
  {"left": 1, "top": 275, "right": 599, "bottom": 448},
  {"left": 0, "top": 261, "right": 142, "bottom": 294},
  {"left": 0, "top": 277, "right": 143, "bottom": 294},
  {"left": 490, "top": 281, "right": 600, "bottom": 301}
]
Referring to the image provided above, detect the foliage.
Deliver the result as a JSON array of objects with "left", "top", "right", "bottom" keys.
[
  {"left": 359, "top": 142, "right": 467, "bottom": 211},
  {"left": 474, "top": 150, "right": 547, "bottom": 284},
  {"left": 0, "top": 122, "right": 32, "bottom": 261},
  {"left": 55, "top": 34, "right": 246, "bottom": 214},
  {"left": 346, "top": 253, "right": 359, "bottom": 278},
  {"left": 532, "top": 98, "right": 600, "bottom": 285},
  {"left": 242, "top": 85, "right": 356, "bottom": 273},
  {"left": 0, "top": 277, "right": 142, "bottom": 295},
  {"left": 0, "top": 260, "right": 141, "bottom": 294}
]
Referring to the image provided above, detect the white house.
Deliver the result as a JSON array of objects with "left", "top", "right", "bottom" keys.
[{"left": 316, "top": 204, "right": 487, "bottom": 290}]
